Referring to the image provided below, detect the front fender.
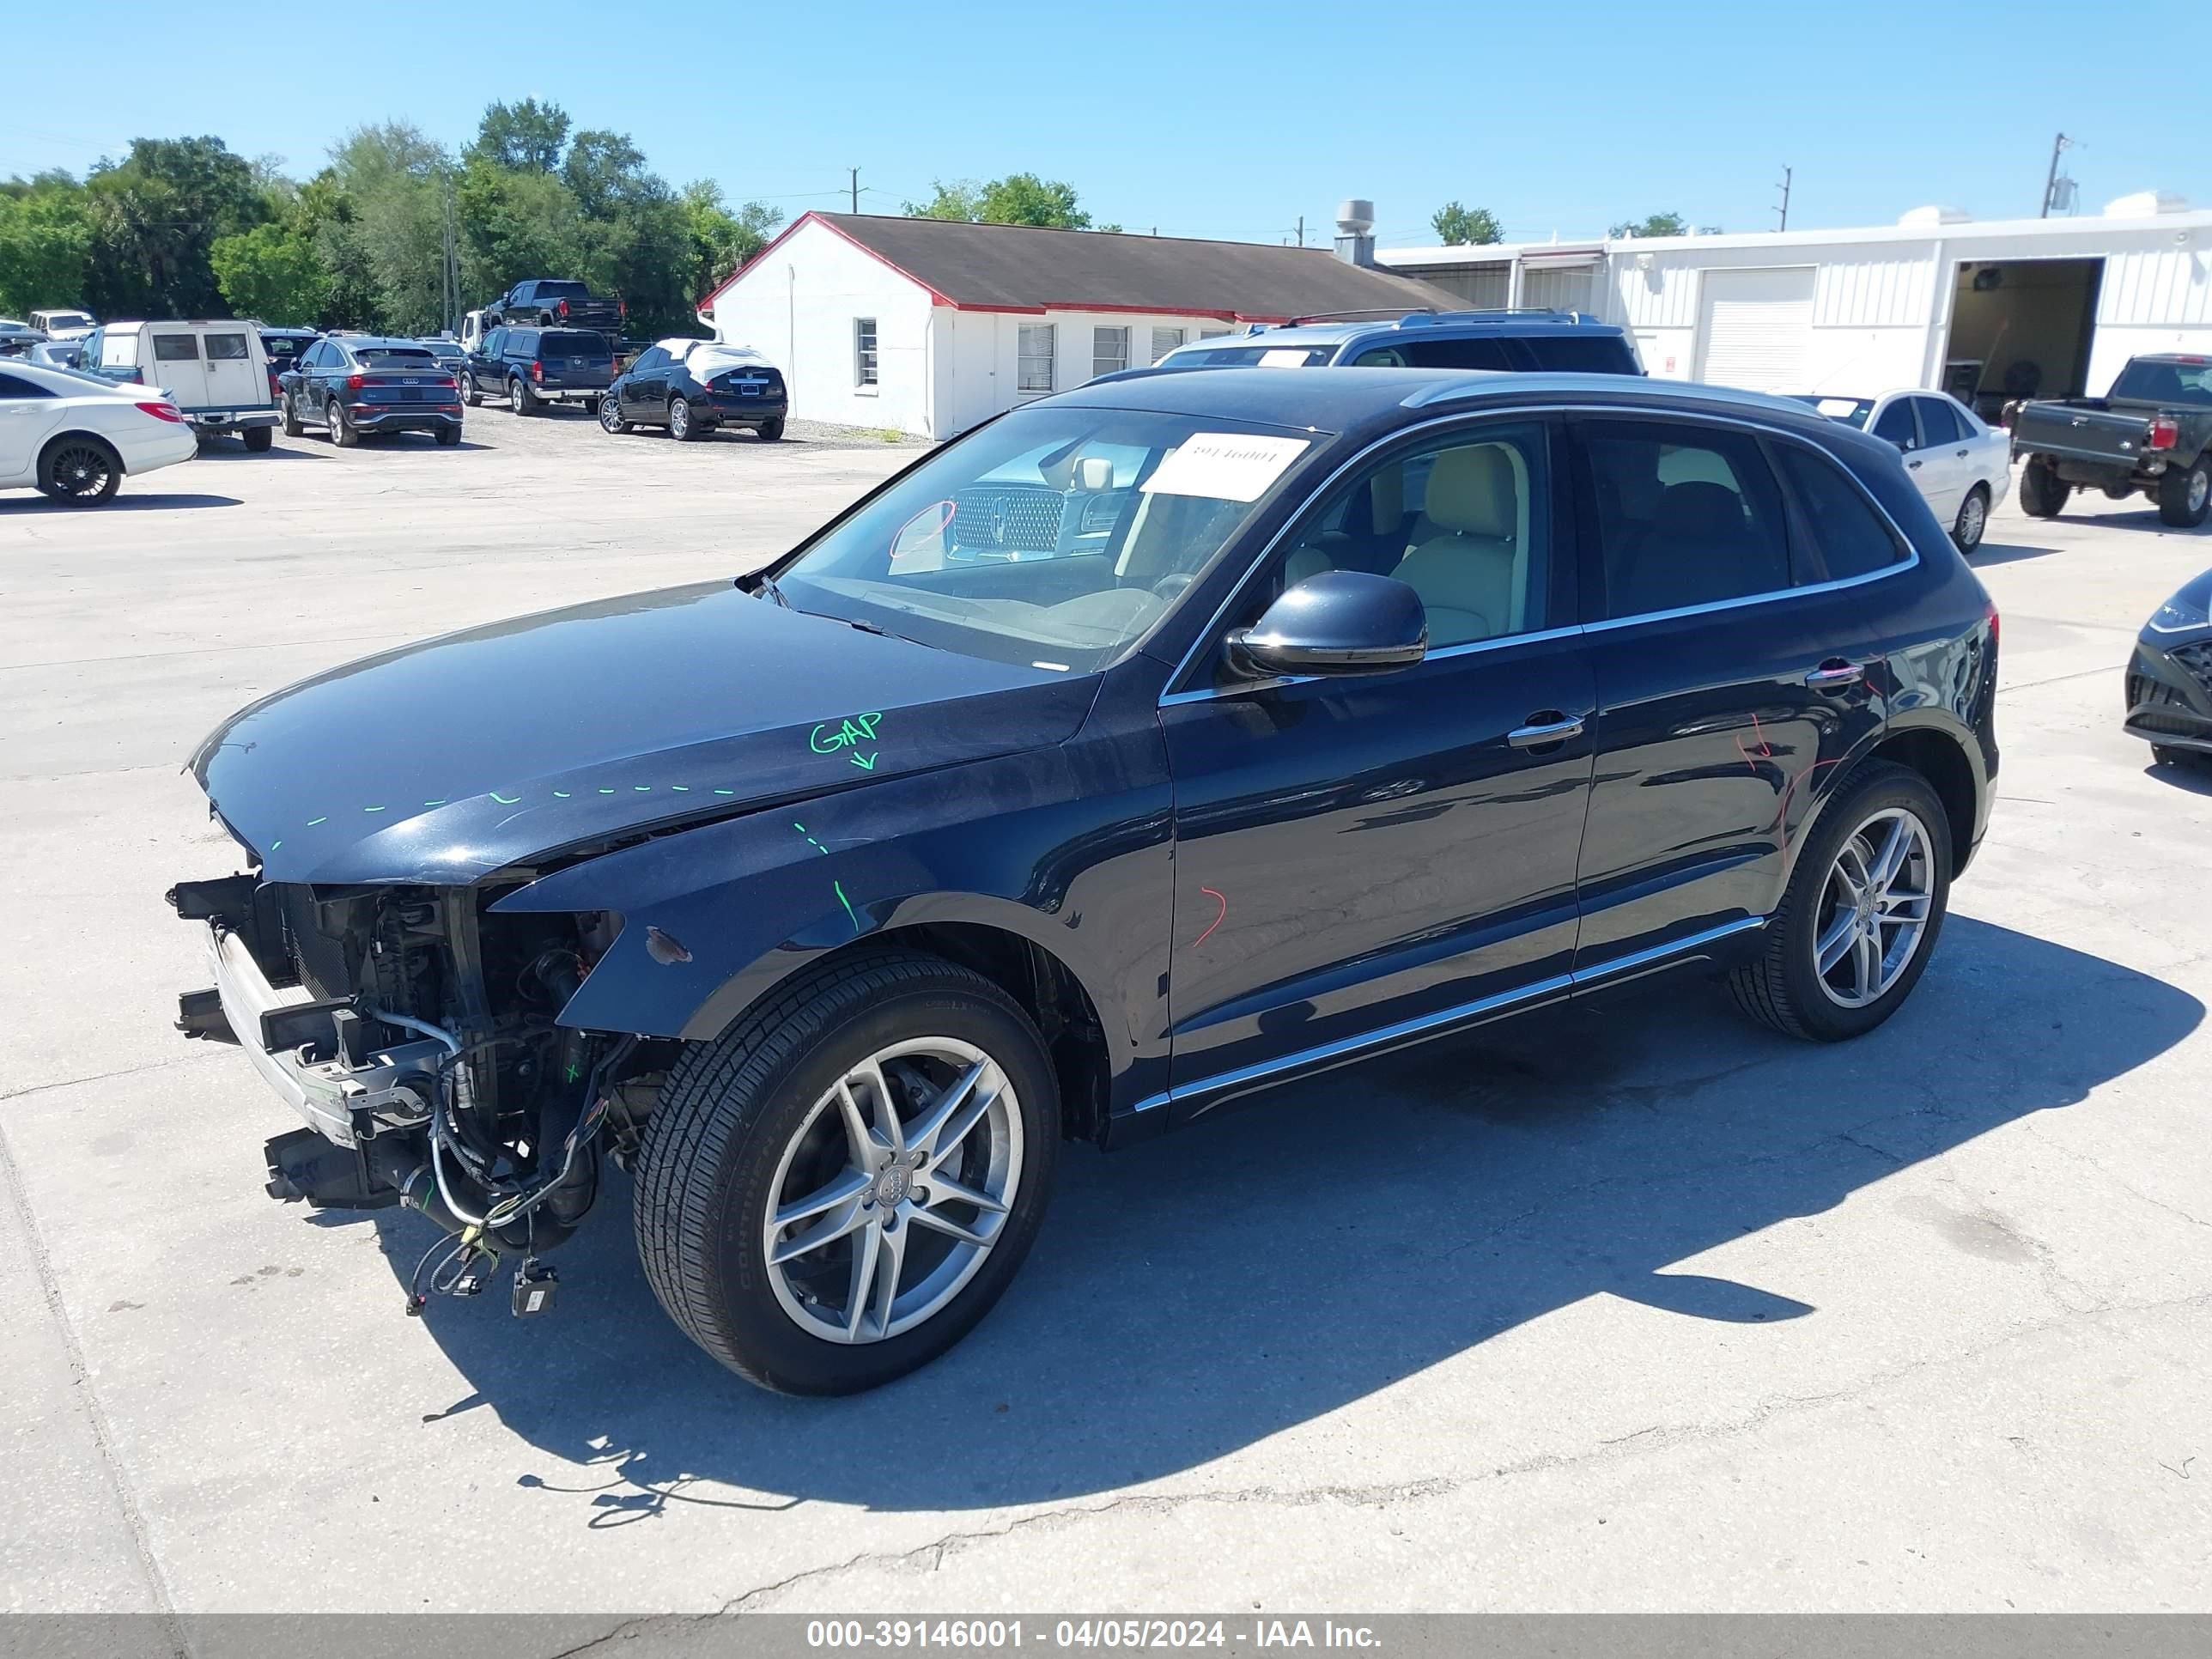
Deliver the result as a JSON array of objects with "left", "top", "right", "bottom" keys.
[{"left": 491, "top": 729, "right": 1175, "bottom": 1076}]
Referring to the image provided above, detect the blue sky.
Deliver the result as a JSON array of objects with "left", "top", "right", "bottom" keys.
[{"left": 7, "top": 0, "right": 2189, "bottom": 247}]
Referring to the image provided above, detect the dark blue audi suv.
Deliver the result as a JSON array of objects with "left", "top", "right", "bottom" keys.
[{"left": 173, "top": 367, "right": 1998, "bottom": 1394}]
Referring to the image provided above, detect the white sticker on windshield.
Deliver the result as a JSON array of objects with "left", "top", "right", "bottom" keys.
[
  {"left": 1258, "top": 349, "right": 1311, "bottom": 368},
  {"left": 1139, "top": 433, "right": 1311, "bottom": 502}
]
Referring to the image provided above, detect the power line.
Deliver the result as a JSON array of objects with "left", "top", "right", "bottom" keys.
[{"left": 1774, "top": 165, "right": 1791, "bottom": 232}]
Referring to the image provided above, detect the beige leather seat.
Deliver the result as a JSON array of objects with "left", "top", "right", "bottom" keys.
[
  {"left": 1283, "top": 470, "right": 1408, "bottom": 586},
  {"left": 1392, "top": 446, "right": 1522, "bottom": 643}
]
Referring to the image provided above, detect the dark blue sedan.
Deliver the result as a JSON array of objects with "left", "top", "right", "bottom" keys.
[{"left": 173, "top": 367, "right": 1998, "bottom": 1394}]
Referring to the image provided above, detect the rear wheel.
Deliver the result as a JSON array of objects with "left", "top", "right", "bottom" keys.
[
  {"left": 509, "top": 377, "right": 534, "bottom": 416},
  {"left": 757, "top": 416, "right": 785, "bottom": 441},
  {"left": 1729, "top": 762, "right": 1951, "bottom": 1042},
  {"left": 327, "top": 400, "right": 358, "bottom": 447},
  {"left": 281, "top": 393, "right": 304, "bottom": 437},
  {"left": 2152, "top": 744, "right": 2207, "bottom": 769},
  {"left": 242, "top": 426, "right": 273, "bottom": 453},
  {"left": 434, "top": 423, "right": 461, "bottom": 447},
  {"left": 634, "top": 950, "right": 1060, "bottom": 1395},
  {"left": 2157, "top": 454, "right": 2210, "bottom": 529},
  {"left": 668, "top": 395, "right": 696, "bottom": 441},
  {"left": 1950, "top": 483, "right": 1989, "bottom": 551},
  {"left": 37, "top": 436, "right": 122, "bottom": 504},
  {"left": 2019, "top": 458, "right": 2067, "bottom": 519}
]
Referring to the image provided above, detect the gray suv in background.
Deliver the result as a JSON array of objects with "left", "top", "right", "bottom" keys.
[{"left": 1153, "top": 308, "right": 1644, "bottom": 375}]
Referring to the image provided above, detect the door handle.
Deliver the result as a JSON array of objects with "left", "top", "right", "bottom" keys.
[
  {"left": 1907, "top": 459, "right": 1923, "bottom": 470},
  {"left": 1804, "top": 660, "right": 1865, "bottom": 690},
  {"left": 1955, "top": 447, "right": 1969, "bottom": 458},
  {"left": 1508, "top": 714, "right": 1585, "bottom": 749}
]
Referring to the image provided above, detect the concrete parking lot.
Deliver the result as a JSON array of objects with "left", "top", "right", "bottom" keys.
[{"left": 3, "top": 404, "right": 2209, "bottom": 1620}]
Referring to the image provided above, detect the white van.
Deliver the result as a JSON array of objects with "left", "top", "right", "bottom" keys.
[{"left": 76, "top": 319, "right": 280, "bottom": 448}]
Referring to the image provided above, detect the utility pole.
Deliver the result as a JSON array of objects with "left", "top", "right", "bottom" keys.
[
  {"left": 848, "top": 167, "right": 860, "bottom": 213},
  {"left": 1773, "top": 166, "right": 1791, "bottom": 232},
  {"left": 1296, "top": 214, "right": 1305, "bottom": 248},
  {"left": 2041, "top": 133, "right": 2072, "bottom": 217}
]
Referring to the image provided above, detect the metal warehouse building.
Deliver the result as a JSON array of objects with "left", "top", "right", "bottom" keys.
[{"left": 1382, "top": 191, "right": 2212, "bottom": 422}]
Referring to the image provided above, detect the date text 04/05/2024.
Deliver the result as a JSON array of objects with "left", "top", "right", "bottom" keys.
[{"left": 804, "top": 1619, "right": 1382, "bottom": 1649}]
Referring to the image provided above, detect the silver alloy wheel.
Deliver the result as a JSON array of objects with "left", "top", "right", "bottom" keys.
[
  {"left": 1813, "top": 806, "right": 1936, "bottom": 1009},
  {"left": 510, "top": 379, "right": 527, "bottom": 415},
  {"left": 761, "top": 1038, "right": 1022, "bottom": 1345},
  {"left": 669, "top": 397, "right": 690, "bottom": 439},
  {"left": 2191, "top": 467, "right": 2209, "bottom": 516},
  {"left": 599, "top": 394, "right": 622, "bottom": 432},
  {"left": 1956, "top": 489, "right": 1986, "bottom": 548}
]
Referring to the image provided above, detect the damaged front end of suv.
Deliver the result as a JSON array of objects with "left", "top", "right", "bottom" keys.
[{"left": 171, "top": 872, "right": 648, "bottom": 1313}]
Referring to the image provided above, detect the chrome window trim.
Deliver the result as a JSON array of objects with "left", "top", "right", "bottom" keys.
[
  {"left": 1130, "top": 916, "right": 1767, "bottom": 1114},
  {"left": 1159, "top": 402, "right": 1920, "bottom": 707},
  {"left": 1158, "top": 622, "right": 1588, "bottom": 707}
]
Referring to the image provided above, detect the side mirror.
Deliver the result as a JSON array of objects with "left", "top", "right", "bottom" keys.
[{"left": 1225, "top": 570, "right": 1427, "bottom": 677}]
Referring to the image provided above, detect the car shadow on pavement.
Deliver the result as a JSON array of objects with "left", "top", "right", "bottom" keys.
[
  {"left": 0, "top": 492, "right": 241, "bottom": 512},
  {"left": 1966, "top": 540, "right": 2061, "bottom": 567},
  {"left": 376, "top": 915, "right": 2199, "bottom": 1521}
]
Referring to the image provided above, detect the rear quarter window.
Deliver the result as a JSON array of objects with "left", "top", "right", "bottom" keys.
[
  {"left": 1519, "top": 335, "right": 1638, "bottom": 374},
  {"left": 1771, "top": 443, "right": 1908, "bottom": 581},
  {"left": 542, "top": 331, "right": 608, "bottom": 355}
]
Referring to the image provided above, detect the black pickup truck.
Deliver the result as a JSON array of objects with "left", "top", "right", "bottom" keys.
[
  {"left": 487, "top": 278, "right": 624, "bottom": 334},
  {"left": 2010, "top": 354, "right": 2212, "bottom": 527}
]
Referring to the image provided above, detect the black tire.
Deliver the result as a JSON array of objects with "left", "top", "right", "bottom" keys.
[
  {"left": 2152, "top": 744, "right": 2206, "bottom": 769},
  {"left": 757, "top": 416, "right": 785, "bottom": 441},
  {"left": 37, "top": 435, "right": 122, "bottom": 504},
  {"left": 242, "top": 425, "right": 273, "bottom": 453},
  {"left": 281, "top": 393, "right": 304, "bottom": 438},
  {"left": 509, "top": 377, "right": 534, "bottom": 416},
  {"left": 1950, "top": 483, "right": 1989, "bottom": 551},
  {"left": 328, "top": 400, "right": 358, "bottom": 447},
  {"left": 668, "top": 395, "right": 697, "bottom": 441},
  {"left": 1729, "top": 761, "right": 1952, "bottom": 1042},
  {"left": 2019, "top": 458, "right": 2067, "bottom": 519},
  {"left": 460, "top": 373, "right": 481, "bottom": 409},
  {"left": 635, "top": 949, "right": 1061, "bottom": 1395},
  {"left": 2157, "top": 453, "right": 2210, "bottom": 529},
  {"left": 598, "top": 393, "right": 629, "bottom": 434},
  {"left": 434, "top": 423, "right": 461, "bottom": 447}
]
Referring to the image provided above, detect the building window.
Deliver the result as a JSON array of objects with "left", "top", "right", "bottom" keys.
[
  {"left": 1199, "top": 326, "right": 1232, "bottom": 340},
  {"left": 1149, "top": 325, "right": 1186, "bottom": 363},
  {"left": 1092, "top": 325, "right": 1131, "bottom": 379},
  {"left": 854, "top": 318, "right": 878, "bottom": 387},
  {"left": 1017, "top": 324, "right": 1055, "bottom": 394}
]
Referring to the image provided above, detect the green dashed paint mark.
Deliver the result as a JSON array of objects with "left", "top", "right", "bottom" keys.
[
  {"left": 422, "top": 799, "right": 447, "bottom": 807},
  {"left": 489, "top": 792, "right": 520, "bottom": 805},
  {"left": 362, "top": 805, "right": 386, "bottom": 813},
  {"left": 306, "top": 817, "right": 327, "bottom": 827},
  {"left": 633, "top": 785, "right": 652, "bottom": 793},
  {"left": 599, "top": 788, "right": 617, "bottom": 795},
  {"left": 671, "top": 784, "right": 690, "bottom": 793},
  {"left": 834, "top": 879, "right": 859, "bottom": 933},
  {"left": 270, "top": 840, "right": 283, "bottom": 851},
  {"left": 714, "top": 788, "right": 736, "bottom": 795},
  {"left": 552, "top": 790, "right": 571, "bottom": 799}
]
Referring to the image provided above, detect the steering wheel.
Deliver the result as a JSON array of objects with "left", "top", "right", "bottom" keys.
[{"left": 1150, "top": 571, "right": 1196, "bottom": 602}]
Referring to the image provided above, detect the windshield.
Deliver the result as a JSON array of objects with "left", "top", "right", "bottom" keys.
[
  {"left": 263, "top": 336, "right": 310, "bottom": 361},
  {"left": 2110, "top": 359, "right": 2212, "bottom": 407},
  {"left": 1785, "top": 394, "right": 1875, "bottom": 428},
  {"left": 43, "top": 313, "right": 92, "bottom": 329},
  {"left": 1162, "top": 343, "right": 1336, "bottom": 368},
  {"left": 418, "top": 339, "right": 463, "bottom": 358},
  {"left": 776, "top": 407, "right": 1322, "bottom": 672}
]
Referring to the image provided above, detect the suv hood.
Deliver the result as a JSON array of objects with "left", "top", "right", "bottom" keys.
[{"left": 191, "top": 582, "right": 1096, "bottom": 884}]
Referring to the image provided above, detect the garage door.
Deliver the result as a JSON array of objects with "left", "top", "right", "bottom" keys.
[{"left": 1695, "top": 267, "right": 1816, "bottom": 390}]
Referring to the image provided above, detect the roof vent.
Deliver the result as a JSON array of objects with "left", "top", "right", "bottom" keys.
[
  {"left": 2104, "top": 190, "right": 2190, "bottom": 217},
  {"left": 1898, "top": 205, "right": 1972, "bottom": 228},
  {"left": 1334, "top": 198, "right": 1376, "bottom": 269}
]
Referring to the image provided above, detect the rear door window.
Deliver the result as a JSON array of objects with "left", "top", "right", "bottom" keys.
[
  {"left": 1913, "top": 396, "right": 1962, "bottom": 445},
  {"left": 0, "top": 371, "right": 53, "bottom": 399},
  {"left": 1871, "top": 399, "right": 1918, "bottom": 448},
  {"left": 1393, "top": 337, "right": 1520, "bottom": 371},
  {"left": 152, "top": 334, "right": 201, "bottom": 362},
  {"left": 1581, "top": 419, "right": 1793, "bottom": 618}
]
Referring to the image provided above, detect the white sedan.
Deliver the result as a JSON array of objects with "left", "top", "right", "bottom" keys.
[
  {"left": 0, "top": 358, "right": 199, "bottom": 505},
  {"left": 1787, "top": 390, "right": 2012, "bottom": 552}
]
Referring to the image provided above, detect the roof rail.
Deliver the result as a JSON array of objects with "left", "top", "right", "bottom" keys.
[{"left": 1285, "top": 307, "right": 1440, "bottom": 325}]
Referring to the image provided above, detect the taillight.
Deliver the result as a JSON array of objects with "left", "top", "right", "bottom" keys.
[
  {"left": 135, "top": 401, "right": 184, "bottom": 423},
  {"left": 617, "top": 299, "right": 627, "bottom": 320},
  {"left": 556, "top": 299, "right": 569, "bottom": 319},
  {"left": 437, "top": 375, "right": 456, "bottom": 390},
  {"left": 346, "top": 373, "right": 365, "bottom": 391},
  {"left": 1986, "top": 598, "right": 2000, "bottom": 647},
  {"left": 530, "top": 361, "right": 544, "bottom": 383},
  {"left": 2148, "top": 415, "right": 2180, "bottom": 451}
]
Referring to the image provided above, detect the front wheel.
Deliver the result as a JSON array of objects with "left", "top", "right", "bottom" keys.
[
  {"left": 668, "top": 395, "right": 696, "bottom": 441},
  {"left": 38, "top": 436, "right": 122, "bottom": 504},
  {"left": 1951, "top": 483, "right": 1989, "bottom": 551},
  {"left": 2019, "top": 458, "right": 2067, "bottom": 519},
  {"left": 460, "top": 373, "right": 481, "bottom": 409},
  {"left": 2158, "top": 454, "right": 2210, "bottom": 529},
  {"left": 282, "top": 394, "right": 304, "bottom": 438},
  {"left": 1729, "top": 762, "right": 1952, "bottom": 1042},
  {"left": 598, "top": 394, "right": 629, "bottom": 434},
  {"left": 634, "top": 951, "right": 1061, "bottom": 1395}
]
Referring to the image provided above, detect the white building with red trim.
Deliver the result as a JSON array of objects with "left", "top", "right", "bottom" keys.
[{"left": 695, "top": 211, "right": 1457, "bottom": 439}]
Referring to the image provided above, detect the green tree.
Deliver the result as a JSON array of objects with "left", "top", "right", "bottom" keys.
[
  {"left": 210, "top": 222, "right": 327, "bottom": 325},
  {"left": 0, "top": 182, "right": 93, "bottom": 314},
  {"left": 905, "top": 173, "right": 1091, "bottom": 229},
  {"left": 1431, "top": 202, "right": 1503, "bottom": 246},
  {"left": 472, "top": 98, "right": 570, "bottom": 173},
  {"left": 1607, "top": 210, "right": 1689, "bottom": 239},
  {"left": 82, "top": 136, "right": 268, "bottom": 318},
  {"left": 563, "top": 130, "right": 653, "bottom": 219},
  {"left": 458, "top": 158, "right": 589, "bottom": 302},
  {"left": 329, "top": 123, "right": 450, "bottom": 333},
  {"left": 678, "top": 179, "right": 781, "bottom": 299}
]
